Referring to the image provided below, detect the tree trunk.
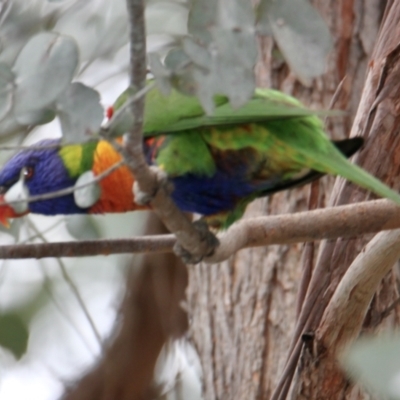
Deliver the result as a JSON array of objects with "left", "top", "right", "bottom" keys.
[{"left": 187, "top": 1, "right": 399, "bottom": 399}]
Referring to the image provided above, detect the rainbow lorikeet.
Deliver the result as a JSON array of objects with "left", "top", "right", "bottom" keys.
[{"left": 0, "top": 87, "right": 399, "bottom": 229}]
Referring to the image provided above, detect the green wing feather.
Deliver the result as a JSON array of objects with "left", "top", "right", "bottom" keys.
[
  {"left": 144, "top": 87, "right": 339, "bottom": 133},
  {"left": 145, "top": 87, "right": 400, "bottom": 206},
  {"left": 110, "top": 84, "right": 400, "bottom": 207},
  {"left": 143, "top": 86, "right": 228, "bottom": 134},
  {"left": 113, "top": 84, "right": 229, "bottom": 136}
]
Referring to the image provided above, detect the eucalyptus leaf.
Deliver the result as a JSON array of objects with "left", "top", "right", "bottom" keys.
[
  {"left": 182, "top": 38, "right": 211, "bottom": 70},
  {"left": 54, "top": 0, "right": 129, "bottom": 62},
  {"left": 73, "top": 171, "right": 101, "bottom": 209},
  {"left": 13, "top": 32, "right": 79, "bottom": 117},
  {"left": 191, "top": 29, "right": 256, "bottom": 113},
  {"left": 15, "top": 108, "right": 56, "bottom": 126},
  {"left": 341, "top": 334, "right": 400, "bottom": 399},
  {"left": 164, "top": 48, "right": 191, "bottom": 71},
  {"left": 187, "top": 0, "right": 216, "bottom": 44},
  {"left": 0, "top": 64, "right": 15, "bottom": 121},
  {"left": 257, "top": 0, "right": 332, "bottom": 85},
  {"left": 0, "top": 313, "right": 29, "bottom": 359},
  {"left": 164, "top": 48, "right": 197, "bottom": 95},
  {"left": 146, "top": 1, "right": 188, "bottom": 36},
  {"left": 0, "top": 112, "right": 27, "bottom": 138},
  {"left": 148, "top": 53, "right": 172, "bottom": 95},
  {"left": 56, "top": 82, "right": 103, "bottom": 142},
  {"left": 66, "top": 215, "right": 100, "bottom": 240},
  {"left": 184, "top": 0, "right": 256, "bottom": 111}
]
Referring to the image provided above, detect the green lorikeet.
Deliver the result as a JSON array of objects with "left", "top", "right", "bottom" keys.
[{"left": 0, "top": 87, "right": 398, "bottom": 229}]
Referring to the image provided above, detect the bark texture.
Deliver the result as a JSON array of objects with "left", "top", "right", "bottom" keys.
[{"left": 187, "top": 1, "right": 400, "bottom": 399}]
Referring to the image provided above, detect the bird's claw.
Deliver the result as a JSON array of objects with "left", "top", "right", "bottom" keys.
[
  {"left": 132, "top": 166, "right": 172, "bottom": 205},
  {"left": 173, "top": 220, "right": 219, "bottom": 264}
]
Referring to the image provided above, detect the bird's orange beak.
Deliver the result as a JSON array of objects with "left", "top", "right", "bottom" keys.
[{"left": 0, "top": 195, "right": 27, "bottom": 227}]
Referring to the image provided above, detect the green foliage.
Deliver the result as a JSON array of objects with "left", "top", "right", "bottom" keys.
[{"left": 0, "top": 314, "right": 29, "bottom": 359}]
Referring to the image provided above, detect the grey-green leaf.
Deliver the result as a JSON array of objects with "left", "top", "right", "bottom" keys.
[
  {"left": 0, "top": 313, "right": 29, "bottom": 359},
  {"left": 257, "top": 0, "right": 332, "bottom": 85},
  {"left": 185, "top": 0, "right": 257, "bottom": 112},
  {"left": 15, "top": 109, "right": 56, "bottom": 126},
  {"left": 191, "top": 30, "right": 256, "bottom": 113},
  {"left": 148, "top": 53, "right": 172, "bottom": 96},
  {"left": 0, "top": 64, "right": 15, "bottom": 121},
  {"left": 73, "top": 171, "right": 101, "bottom": 209},
  {"left": 56, "top": 82, "right": 104, "bottom": 142},
  {"left": 13, "top": 32, "right": 79, "bottom": 119},
  {"left": 187, "top": 0, "right": 217, "bottom": 44},
  {"left": 341, "top": 334, "right": 400, "bottom": 399},
  {"left": 66, "top": 215, "right": 100, "bottom": 240}
]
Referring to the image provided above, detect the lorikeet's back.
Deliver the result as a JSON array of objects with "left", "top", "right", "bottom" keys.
[{"left": 1, "top": 86, "right": 400, "bottom": 229}]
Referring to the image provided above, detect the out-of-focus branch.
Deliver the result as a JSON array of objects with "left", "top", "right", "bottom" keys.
[
  {"left": 1, "top": 199, "right": 400, "bottom": 260},
  {"left": 62, "top": 227, "right": 188, "bottom": 400},
  {"left": 122, "top": 0, "right": 218, "bottom": 262},
  {"left": 318, "top": 228, "right": 400, "bottom": 351}
]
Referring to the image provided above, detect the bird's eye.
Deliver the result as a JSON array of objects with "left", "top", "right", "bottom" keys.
[{"left": 23, "top": 166, "right": 34, "bottom": 181}]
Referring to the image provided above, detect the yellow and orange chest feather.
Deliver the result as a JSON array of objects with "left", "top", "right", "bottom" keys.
[{"left": 89, "top": 141, "right": 148, "bottom": 214}]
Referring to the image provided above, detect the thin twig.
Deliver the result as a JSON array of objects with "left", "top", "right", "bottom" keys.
[
  {"left": 0, "top": 143, "right": 61, "bottom": 151},
  {"left": 40, "top": 268, "right": 98, "bottom": 356},
  {"left": 296, "top": 180, "right": 320, "bottom": 318},
  {"left": 1, "top": 160, "right": 124, "bottom": 208},
  {"left": 1, "top": 199, "right": 400, "bottom": 260},
  {"left": 27, "top": 219, "right": 103, "bottom": 347},
  {"left": 373, "top": 296, "right": 400, "bottom": 326},
  {"left": 100, "top": 83, "right": 156, "bottom": 133}
]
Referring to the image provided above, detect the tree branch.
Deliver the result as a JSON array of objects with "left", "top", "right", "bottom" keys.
[
  {"left": 205, "top": 198, "right": 400, "bottom": 263},
  {"left": 122, "top": 0, "right": 218, "bottom": 261},
  {"left": 318, "top": 228, "right": 400, "bottom": 352},
  {"left": 1, "top": 199, "right": 400, "bottom": 260}
]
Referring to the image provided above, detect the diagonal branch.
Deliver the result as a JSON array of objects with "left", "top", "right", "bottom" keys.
[
  {"left": 318, "top": 228, "right": 400, "bottom": 353},
  {"left": 122, "top": 0, "right": 217, "bottom": 261},
  {"left": 1, "top": 199, "right": 400, "bottom": 260}
]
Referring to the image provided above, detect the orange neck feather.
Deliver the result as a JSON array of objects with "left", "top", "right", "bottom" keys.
[{"left": 89, "top": 141, "right": 149, "bottom": 214}]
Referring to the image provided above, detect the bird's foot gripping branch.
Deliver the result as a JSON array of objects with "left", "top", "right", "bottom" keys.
[
  {"left": 131, "top": 164, "right": 220, "bottom": 263},
  {"left": 173, "top": 220, "right": 220, "bottom": 264}
]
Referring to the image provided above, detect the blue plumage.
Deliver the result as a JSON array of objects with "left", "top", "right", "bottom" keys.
[{"left": 0, "top": 140, "right": 85, "bottom": 215}]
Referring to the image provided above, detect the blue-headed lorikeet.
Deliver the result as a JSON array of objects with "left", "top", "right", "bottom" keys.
[{"left": 0, "top": 87, "right": 398, "bottom": 229}]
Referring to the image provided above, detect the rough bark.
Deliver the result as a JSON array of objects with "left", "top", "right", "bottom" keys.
[
  {"left": 187, "top": 1, "right": 396, "bottom": 399},
  {"left": 293, "top": 1, "right": 400, "bottom": 398}
]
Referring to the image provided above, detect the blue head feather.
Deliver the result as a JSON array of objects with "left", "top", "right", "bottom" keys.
[{"left": 0, "top": 140, "right": 87, "bottom": 215}]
